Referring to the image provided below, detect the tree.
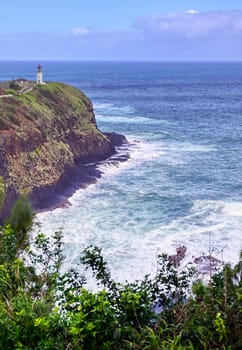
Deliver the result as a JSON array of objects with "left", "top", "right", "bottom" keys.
[{"left": 5, "top": 194, "right": 34, "bottom": 257}]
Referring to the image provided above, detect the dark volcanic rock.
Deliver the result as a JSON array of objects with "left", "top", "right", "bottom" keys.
[
  {"left": 193, "top": 255, "right": 222, "bottom": 274},
  {"left": 169, "top": 246, "right": 187, "bottom": 267},
  {"left": 104, "top": 132, "right": 127, "bottom": 147}
]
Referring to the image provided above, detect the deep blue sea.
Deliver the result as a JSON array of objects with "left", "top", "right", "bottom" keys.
[{"left": 1, "top": 61, "right": 242, "bottom": 281}]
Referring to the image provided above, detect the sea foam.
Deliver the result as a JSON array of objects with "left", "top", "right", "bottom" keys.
[{"left": 35, "top": 61, "right": 242, "bottom": 286}]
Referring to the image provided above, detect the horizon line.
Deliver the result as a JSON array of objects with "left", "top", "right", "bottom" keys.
[{"left": 0, "top": 59, "right": 242, "bottom": 63}]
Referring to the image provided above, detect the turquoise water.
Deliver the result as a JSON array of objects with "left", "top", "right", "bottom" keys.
[{"left": 1, "top": 62, "right": 242, "bottom": 281}]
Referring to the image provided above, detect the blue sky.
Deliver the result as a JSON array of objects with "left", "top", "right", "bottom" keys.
[{"left": 1, "top": 0, "right": 242, "bottom": 60}]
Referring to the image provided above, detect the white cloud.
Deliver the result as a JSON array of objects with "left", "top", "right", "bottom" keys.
[
  {"left": 0, "top": 11, "right": 242, "bottom": 61},
  {"left": 72, "top": 27, "right": 90, "bottom": 37},
  {"left": 185, "top": 9, "right": 199, "bottom": 14},
  {"left": 134, "top": 10, "right": 242, "bottom": 39}
]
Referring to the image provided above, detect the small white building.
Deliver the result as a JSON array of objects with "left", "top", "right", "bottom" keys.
[{"left": 36, "top": 64, "right": 44, "bottom": 84}]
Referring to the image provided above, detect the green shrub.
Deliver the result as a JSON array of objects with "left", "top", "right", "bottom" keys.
[{"left": 0, "top": 197, "right": 241, "bottom": 349}]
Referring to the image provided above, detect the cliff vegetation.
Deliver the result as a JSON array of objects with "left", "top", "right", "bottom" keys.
[{"left": 0, "top": 83, "right": 124, "bottom": 220}]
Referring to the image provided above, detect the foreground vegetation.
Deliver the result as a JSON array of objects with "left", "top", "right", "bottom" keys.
[{"left": 0, "top": 196, "right": 241, "bottom": 349}]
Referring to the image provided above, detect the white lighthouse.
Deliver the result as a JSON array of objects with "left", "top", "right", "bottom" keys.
[{"left": 36, "top": 64, "right": 44, "bottom": 84}]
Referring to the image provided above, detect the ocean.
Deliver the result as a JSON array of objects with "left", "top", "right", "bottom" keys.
[{"left": 1, "top": 61, "right": 242, "bottom": 281}]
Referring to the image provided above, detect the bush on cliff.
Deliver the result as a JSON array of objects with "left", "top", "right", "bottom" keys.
[{"left": 0, "top": 198, "right": 241, "bottom": 349}]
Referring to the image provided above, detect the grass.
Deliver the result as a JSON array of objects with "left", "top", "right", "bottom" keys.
[{"left": 0, "top": 82, "right": 96, "bottom": 134}]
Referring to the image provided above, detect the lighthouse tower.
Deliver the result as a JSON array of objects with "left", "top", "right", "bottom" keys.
[{"left": 36, "top": 64, "right": 43, "bottom": 84}]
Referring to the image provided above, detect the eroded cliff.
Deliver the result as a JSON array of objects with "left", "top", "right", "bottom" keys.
[{"left": 0, "top": 82, "right": 126, "bottom": 221}]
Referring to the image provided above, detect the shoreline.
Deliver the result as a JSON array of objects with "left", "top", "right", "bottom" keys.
[{"left": 32, "top": 133, "right": 129, "bottom": 214}]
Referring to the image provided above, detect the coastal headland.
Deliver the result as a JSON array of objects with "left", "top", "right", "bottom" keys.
[{"left": 0, "top": 82, "right": 127, "bottom": 222}]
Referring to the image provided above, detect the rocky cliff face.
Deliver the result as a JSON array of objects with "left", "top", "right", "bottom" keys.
[{"left": 0, "top": 83, "right": 126, "bottom": 221}]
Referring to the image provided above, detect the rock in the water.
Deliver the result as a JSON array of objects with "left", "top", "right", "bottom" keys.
[
  {"left": 193, "top": 255, "right": 222, "bottom": 274},
  {"left": 168, "top": 246, "right": 187, "bottom": 267}
]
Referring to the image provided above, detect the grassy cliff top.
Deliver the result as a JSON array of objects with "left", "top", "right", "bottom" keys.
[{"left": 0, "top": 82, "right": 96, "bottom": 135}]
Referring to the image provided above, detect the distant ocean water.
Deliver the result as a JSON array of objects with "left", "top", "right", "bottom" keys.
[{"left": 1, "top": 61, "right": 242, "bottom": 282}]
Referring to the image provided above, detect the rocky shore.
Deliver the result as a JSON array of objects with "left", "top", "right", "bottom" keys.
[
  {"left": 0, "top": 82, "right": 128, "bottom": 222},
  {"left": 31, "top": 132, "right": 128, "bottom": 212},
  {"left": 168, "top": 246, "right": 223, "bottom": 276}
]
